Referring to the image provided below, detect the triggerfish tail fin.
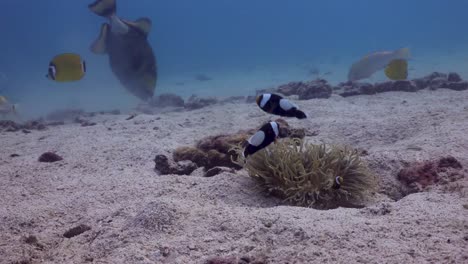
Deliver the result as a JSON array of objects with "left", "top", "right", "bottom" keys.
[
  {"left": 395, "top": 47, "right": 411, "bottom": 60},
  {"left": 385, "top": 59, "right": 408, "bottom": 80},
  {"left": 88, "top": 0, "right": 116, "bottom": 18},
  {"left": 295, "top": 110, "right": 307, "bottom": 119},
  {"left": 90, "top": 23, "right": 109, "bottom": 54}
]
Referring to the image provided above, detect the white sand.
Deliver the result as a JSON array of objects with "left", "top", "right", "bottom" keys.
[{"left": 0, "top": 89, "right": 467, "bottom": 263}]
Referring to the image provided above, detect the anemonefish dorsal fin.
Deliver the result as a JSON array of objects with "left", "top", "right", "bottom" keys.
[
  {"left": 125, "top": 17, "right": 152, "bottom": 36},
  {"left": 88, "top": 0, "right": 116, "bottom": 18},
  {"left": 90, "top": 23, "right": 109, "bottom": 54}
]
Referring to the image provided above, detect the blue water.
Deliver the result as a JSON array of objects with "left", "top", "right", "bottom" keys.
[{"left": 1, "top": 0, "right": 468, "bottom": 118}]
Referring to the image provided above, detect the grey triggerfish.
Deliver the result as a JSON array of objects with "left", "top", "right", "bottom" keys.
[
  {"left": 348, "top": 47, "right": 410, "bottom": 82},
  {"left": 89, "top": 0, "right": 157, "bottom": 101}
]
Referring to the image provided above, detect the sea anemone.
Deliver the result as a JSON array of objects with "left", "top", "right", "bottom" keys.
[{"left": 232, "top": 138, "right": 377, "bottom": 209}]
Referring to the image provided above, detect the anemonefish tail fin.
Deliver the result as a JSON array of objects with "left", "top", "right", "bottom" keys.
[
  {"left": 125, "top": 17, "right": 152, "bottom": 36},
  {"left": 395, "top": 47, "right": 411, "bottom": 60},
  {"left": 295, "top": 110, "right": 307, "bottom": 119},
  {"left": 90, "top": 23, "right": 109, "bottom": 54},
  {"left": 88, "top": 0, "right": 116, "bottom": 18}
]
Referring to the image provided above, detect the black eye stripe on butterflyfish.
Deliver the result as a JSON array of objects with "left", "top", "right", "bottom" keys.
[{"left": 48, "top": 63, "right": 57, "bottom": 80}]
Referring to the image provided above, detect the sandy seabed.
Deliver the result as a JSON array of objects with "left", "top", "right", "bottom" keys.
[{"left": 0, "top": 88, "right": 467, "bottom": 264}]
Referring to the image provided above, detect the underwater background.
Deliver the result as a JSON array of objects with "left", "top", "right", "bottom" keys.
[{"left": 1, "top": 0, "right": 468, "bottom": 118}]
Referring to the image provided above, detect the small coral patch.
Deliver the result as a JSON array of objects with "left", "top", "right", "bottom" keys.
[{"left": 397, "top": 156, "right": 464, "bottom": 194}]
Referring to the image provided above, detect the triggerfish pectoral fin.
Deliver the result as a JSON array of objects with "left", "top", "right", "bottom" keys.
[
  {"left": 125, "top": 17, "right": 152, "bottom": 36},
  {"left": 384, "top": 59, "right": 408, "bottom": 80},
  {"left": 90, "top": 23, "right": 109, "bottom": 54}
]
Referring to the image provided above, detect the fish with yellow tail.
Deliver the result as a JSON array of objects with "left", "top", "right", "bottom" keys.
[
  {"left": 348, "top": 47, "right": 410, "bottom": 82},
  {"left": 88, "top": 0, "right": 157, "bottom": 101},
  {"left": 46, "top": 53, "right": 86, "bottom": 82}
]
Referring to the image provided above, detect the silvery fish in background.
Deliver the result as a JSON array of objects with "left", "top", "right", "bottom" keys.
[
  {"left": 0, "top": 96, "right": 17, "bottom": 117},
  {"left": 89, "top": 0, "right": 157, "bottom": 101},
  {"left": 348, "top": 47, "right": 410, "bottom": 81}
]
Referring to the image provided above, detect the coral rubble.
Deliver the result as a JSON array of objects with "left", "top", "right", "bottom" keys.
[
  {"left": 334, "top": 71, "right": 468, "bottom": 97},
  {"left": 276, "top": 79, "right": 333, "bottom": 99},
  {"left": 397, "top": 156, "right": 464, "bottom": 195},
  {"left": 38, "top": 152, "right": 63, "bottom": 163},
  {"left": 154, "top": 154, "right": 198, "bottom": 175}
]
